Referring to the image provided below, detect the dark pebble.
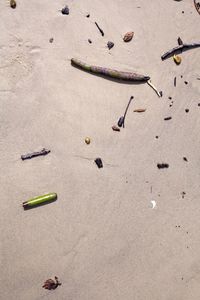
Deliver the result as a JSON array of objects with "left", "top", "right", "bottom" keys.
[
  {"left": 88, "top": 39, "right": 92, "bottom": 44},
  {"left": 185, "top": 108, "right": 189, "bottom": 113},
  {"left": 86, "top": 13, "right": 90, "bottom": 18},
  {"left": 184, "top": 81, "right": 188, "bottom": 85},
  {"left": 61, "top": 6, "right": 69, "bottom": 15},
  {"left": 157, "top": 163, "right": 169, "bottom": 169},
  {"left": 155, "top": 136, "right": 159, "bottom": 139},
  {"left": 95, "top": 158, "right": 103, "bottom": 169},
  {"left": 183, "top": 157, "right": 188, "bottom": 161},
  {"left": 168, "top": 96, "right": 172, "bottom": 100},
  {"left": 49, "top": 38, "right": 54, "bottom": 43},
  {"left": 159, "top": 91, "right": 163, "bottom": 97},
  {"left": 164, "top": 117, "right": 172, "bottom": 121},
  {"left": 198, "top": 103, "right": 200, "bottom": 106},
  {"left": 107, "top": 41, "right": 114, "bottom": 50},
  {"left": 182, "top": 11, "right": 184, "bottom": 13}
]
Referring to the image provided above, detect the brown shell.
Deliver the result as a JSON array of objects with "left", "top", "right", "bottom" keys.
[{"left": 123, "top": 31, "right": 134, "bottom": 42}]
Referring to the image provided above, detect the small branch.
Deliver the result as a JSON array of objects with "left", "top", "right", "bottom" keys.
[
  {"left": 95, "top": 22, "right": 104, "bottom": 36},
  {"left": 21, "top": 148, "right": 50, "bottom": 160},
  {"left": 161, "top": 42, "right": 200, "bottom": 60}
]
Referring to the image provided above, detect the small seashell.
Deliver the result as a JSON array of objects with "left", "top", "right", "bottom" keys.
[
  {"left": 112, "top": 125, "right": 120, "bottom": 132},
  {"left": 123, "top": 31, "right": 134, "bottom": 42},
  {"left": 85, "top": 137, "right": 91, "bottom": 144},
  {"left": 133, "top": 109, "right": 146, "bottom": 113},
  {"left": 10, "top": 0, "right": 16, "bottom": 8},
  {"left": 173, "top": 54, "right": 181, "bottom": 65}
]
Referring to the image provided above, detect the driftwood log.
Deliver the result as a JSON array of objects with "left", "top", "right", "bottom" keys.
[
  {"left": 161, "top": 42, "right": 200, "bottom": 60},
  {"left": 71, "top": 58, "right": 150, "bottom": 81}
]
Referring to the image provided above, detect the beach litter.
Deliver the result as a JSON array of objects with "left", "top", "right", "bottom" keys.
[
  {"left": 173, "top": 54, "right": 182, "bottom": 65},
  {"left": 42, "top": 277, "right": 61, "bottom": 290},
  {"left": 133, "top": 108, "right": 146, "bottom": 113},
  {"left": 61, "top": 5, "right": 69, "bottom": 15},
  {"left": 123, "top": 32, "right": 134, "bottom": 42},
  {"left": 23, "top": 193, "right": 57, "bottom": 209},
  {"left": 95, "top": 22, "right": 104, "bottom": 36},
  {"left": 107, "top": 41, "right": 114, "bottom": 50},
  {"left": 117, "top": 96, "right": 134, "bottom": 128},
  {"left": 194, "top": 0, "right": 200, "bottom": 15},
  {"left": 95, "top": 158, "right": 103, "bottom": 168},
  {"left": 147, "top": 80, "right": 162, "bottom": 97},
  {"left": 151, "top": 200, "right": 157, "bottom": 209},
  {"left": 85, "top": 137, "right": 91, "bottom": 144},
  {"left": 157, "top": 163, "right": 169, "bottom": 169},
  {"left": 112, "top": 125, "right": 120, "bottom": 132},
  {"left": 21, "top": 148, "right": 50, "bottom": 160},
  {"left": 161, "top": 40, "right": 200, "bottom": 60},
  {"left": 10, "top": 0, "right": 16, "bottom": 8},
  {"left": 71, "top": 58, "right": 150, "bottom": 81}
]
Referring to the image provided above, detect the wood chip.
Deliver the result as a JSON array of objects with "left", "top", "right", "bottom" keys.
[{"left": 133, "top": 109, "right": 146, "bottom": 113}]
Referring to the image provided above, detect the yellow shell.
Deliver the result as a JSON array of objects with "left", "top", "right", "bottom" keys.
[
  {"left": 85, "top": 137, "right": 91, "bottom": 144},
  {"left": 173, "top": 54, "right": 181, "bottom": 65}
]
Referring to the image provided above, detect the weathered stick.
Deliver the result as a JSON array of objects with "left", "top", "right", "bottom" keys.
[
  {"left": 21, "top": 148, "right": 50, "bottom": 160},
  {"left": 71, "top": 58, "right": 150, "bottom": 81},
  {"left": 161, "top": 42, "right": 200, "bottom": 60}
]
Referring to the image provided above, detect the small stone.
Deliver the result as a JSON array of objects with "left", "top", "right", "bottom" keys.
[
  {"left": 155, "top": 136, "right": 159, "bottom": 139},
  {"left": 95, "top": 158, "right": 103, "bottom": 168},
  {"left": 88, "top": 39, "right": 92, "bottom": 44},
  {"left": 184, "top": 81, "right": 188, "bottom": 85},
  {"left": 198, "top": 103, "right": 200, "bottom": 106},
  {"left": 86, "top": 13, "right": 90, "bottom": 18},
  {"left": 49, "top": 38, "right": 54, "bottom": 43},
  {"left": 183, "top": 157, "right": 188, "bottom": 162},
  {"left": 164, "top": 116, "right": 172, "bottom": 121},
  {"left": 61, "top": 5, "right": 69, "bottom": 15},
  {"left": 107, "top": 41, "right": 114, "bottom": 50},
  {"left": 185, "top": 108, "right": 189, "bottom": 113},
  {"left": 168, "top": 96, "right": 172, "bottom": 100},
  {"left": 123, "top": 31, "right": 134, "bottom": 42},
  {"left": 85, "top": 137, "right": 91, "bottom": 144}
]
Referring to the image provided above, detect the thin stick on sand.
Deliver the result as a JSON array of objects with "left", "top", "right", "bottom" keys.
[
  {"left": 161, "top": 42, "right": 200, "bottom": 60},
  {"left": 147, "top": 80, "right": 162, "bottom": 97},
  {"left": 71, "top": 58, "right": 150, "bottom": 82}
]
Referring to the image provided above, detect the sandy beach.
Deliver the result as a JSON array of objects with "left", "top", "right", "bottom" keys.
[{"left": 0, "top": 0, "right": 200, "bottom": 299}]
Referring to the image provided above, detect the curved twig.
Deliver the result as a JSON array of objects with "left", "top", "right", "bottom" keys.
[{"left": 161, "top": 42, "right": 200, "bottom": 60}]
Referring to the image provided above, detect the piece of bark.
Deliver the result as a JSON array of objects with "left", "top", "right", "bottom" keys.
[{"left": 21, "top": 148, "right": 50, "bottom": 160}]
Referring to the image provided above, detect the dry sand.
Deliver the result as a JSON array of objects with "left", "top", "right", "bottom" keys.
[{"left": 0, "top": 0, "right": 200, "bottom": 299}]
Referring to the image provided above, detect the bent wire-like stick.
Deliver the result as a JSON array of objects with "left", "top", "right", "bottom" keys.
[
  {"left": 161, "top": 42, "right": 200, "bottom": 60},
  {"left": 71, "top": 58, "right": 150, "bottom": 81}
]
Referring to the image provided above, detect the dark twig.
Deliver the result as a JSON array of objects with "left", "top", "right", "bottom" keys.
[
  {"left": 21, "top": 148, "right": 50, "bottom": 160},
  {"left": 161, "top": 42, "right": 200, "bottom": 60},
  {"left": 118, "top": 96, "right": 134, "bottom": 128},
  {"left": 95, "top": 22, "right": 104, "bottom": 36}
]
